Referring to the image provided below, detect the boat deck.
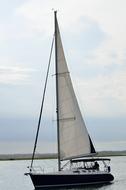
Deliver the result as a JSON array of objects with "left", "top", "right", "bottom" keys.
[{"left": 30, "top": 168, "right": 109, "bottom": 175}]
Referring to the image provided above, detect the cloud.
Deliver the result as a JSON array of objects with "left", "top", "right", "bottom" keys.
[
  {"left": 0, "top": 0, "right": 126, "bottom": 120},
  {"left": 14, "top": 0, "right": 126, "bottom": 119},
  {"left": 16, "top": 0, "right": 126, "bottom": 61},
  {"left": 0, "top": 65, "right": 34, "bottom": 85},
  {"left": 64, "top": 16, "right": 107, "bottom": 52},
  {"left": 75, "top": 69, "right": 126, "bottom": 118}
]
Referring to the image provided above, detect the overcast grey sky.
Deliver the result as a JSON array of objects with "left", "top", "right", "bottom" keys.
[{"left": 0, "top": 0, "right": 126, "bottom": 147}]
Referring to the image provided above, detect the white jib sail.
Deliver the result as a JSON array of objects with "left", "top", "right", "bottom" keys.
[{"left": 56, "top": 18, "right": 95, "bottom": 161}]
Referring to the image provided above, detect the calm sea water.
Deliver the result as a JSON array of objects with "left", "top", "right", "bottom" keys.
[{"left": 0, "top": 156, "right": 126, "bottom": 190}]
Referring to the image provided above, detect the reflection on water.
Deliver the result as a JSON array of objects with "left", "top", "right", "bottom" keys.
[
  {"left": 32, "top": 182, "right": 116, "bottom": 190},
  {"left": 44, "top": 183, "right": 112, "bottom": 190}
]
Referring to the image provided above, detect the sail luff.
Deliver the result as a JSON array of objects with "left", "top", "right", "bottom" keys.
[{"left": 54, "top": 11, "right": 61, "bottom": 171}]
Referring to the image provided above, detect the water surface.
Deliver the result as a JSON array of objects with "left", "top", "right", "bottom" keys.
[{"left": 0, "top": 156, "right": 126, "bottom": 190}]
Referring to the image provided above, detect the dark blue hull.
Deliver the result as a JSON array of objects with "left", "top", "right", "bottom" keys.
[{"left": 29, "top": 172, "right": 114, "bottom": 189}]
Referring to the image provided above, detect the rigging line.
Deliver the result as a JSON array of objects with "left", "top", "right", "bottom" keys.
[{"left": 30, "top": 35, "right": 55, "bottom": 169}]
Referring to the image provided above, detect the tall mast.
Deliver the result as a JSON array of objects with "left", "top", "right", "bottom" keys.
[{"left": 54, "top": 11, "right": 61, "bottom": 171}]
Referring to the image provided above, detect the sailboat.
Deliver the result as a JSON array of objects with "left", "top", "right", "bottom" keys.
[{"left": 26, "top": 11, "right": 114, "bottom": 189}]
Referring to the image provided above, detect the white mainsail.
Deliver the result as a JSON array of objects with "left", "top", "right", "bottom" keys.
[{"left": 55, "top": 18, "right": 95, "bottom": 161}]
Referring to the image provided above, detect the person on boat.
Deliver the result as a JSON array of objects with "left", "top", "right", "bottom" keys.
[
  {"left": 93, "top": 161, "right": 99, "bottom": 170},
  {"left": 108, "top": 165, "right": 111, "bottom": 172}
]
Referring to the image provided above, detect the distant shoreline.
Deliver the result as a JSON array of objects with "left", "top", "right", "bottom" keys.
[{"left": 0, "top": 151, "right": 126, "bottom": 161}]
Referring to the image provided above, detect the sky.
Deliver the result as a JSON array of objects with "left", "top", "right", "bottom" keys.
[{"left": 0, "top": 0, "right": 126, "bottom": 152}]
